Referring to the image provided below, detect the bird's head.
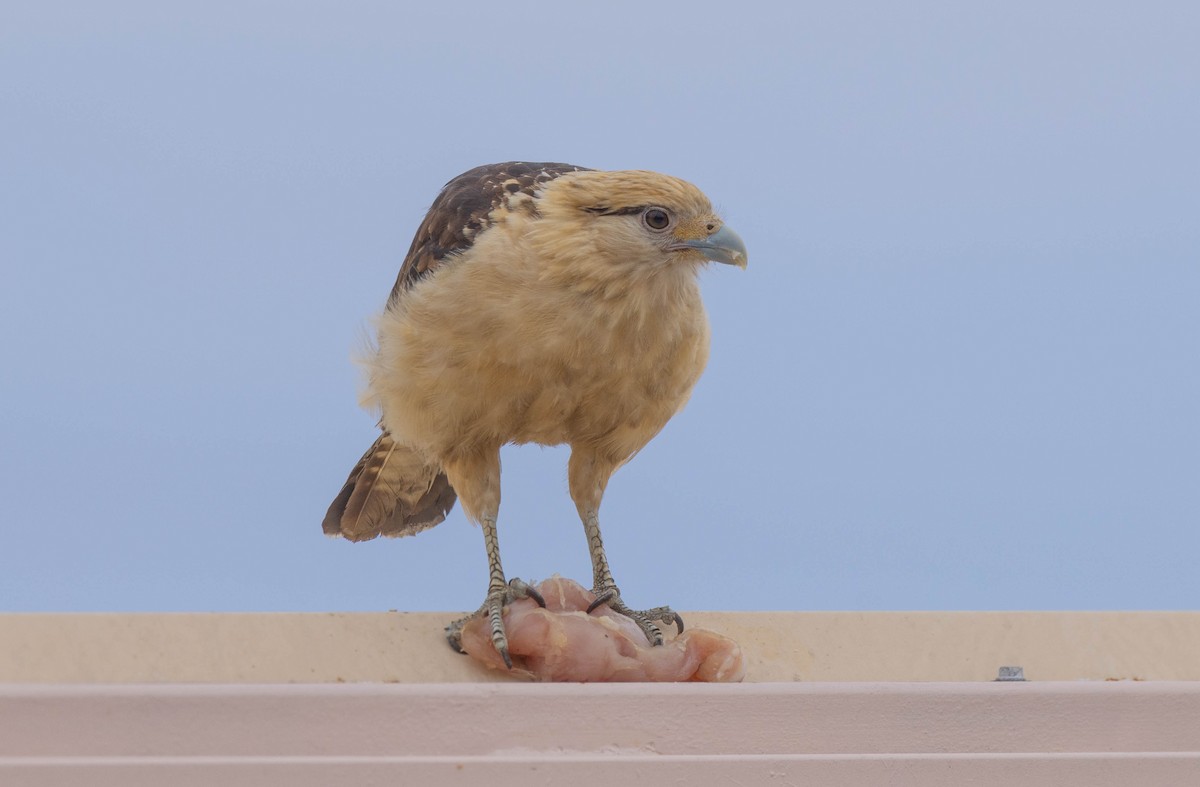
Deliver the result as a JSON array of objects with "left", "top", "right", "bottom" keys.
[{"left": 528, "top": 169, "right": 747, "bottom": 289}]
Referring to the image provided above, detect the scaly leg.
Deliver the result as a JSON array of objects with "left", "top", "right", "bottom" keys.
[
  {"left": 568, "top": 447, "right": 684, "bottom": 646},
  {"left": 441, "top": 448, "right": 543, "bottom": 668}
]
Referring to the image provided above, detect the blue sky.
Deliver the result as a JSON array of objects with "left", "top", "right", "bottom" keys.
[{"left": 1, "top": 2, "right": 1197, "bottom": 613}]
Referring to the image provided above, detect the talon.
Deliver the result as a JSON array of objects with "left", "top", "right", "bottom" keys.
[
  {"left": 510, "top": 577, "right": 546, "bottom": 609},
  {"left": 446, "top": 577, "right": 544, "bottom": 669},
  {"left": 641, "top": 606, "right": 684, "bottom": 636},
  {"left": 586, "top": 589, "right": 615, "bottom": 614},
  {"left": 588, "top": 587, "right": 678, "bottom": 646},
  {"left": 528, "top": 588, "right": 546, "bottom": 608}
]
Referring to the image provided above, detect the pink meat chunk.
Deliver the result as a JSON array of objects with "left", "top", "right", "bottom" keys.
[{"left": 458, "top": 576, "right": 745, "bottom": 682}]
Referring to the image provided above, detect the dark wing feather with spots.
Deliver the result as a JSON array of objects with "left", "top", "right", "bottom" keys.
[{"left": 387, "top": 161, "right": 590, "bottom": 306}]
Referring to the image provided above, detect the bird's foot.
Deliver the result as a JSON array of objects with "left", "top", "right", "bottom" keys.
[
  {"left": 586, "top": 585, "right": 684, "bottom": 646},
  {"left": 445, "top": 577, "right": 546, "bottom": 669}
]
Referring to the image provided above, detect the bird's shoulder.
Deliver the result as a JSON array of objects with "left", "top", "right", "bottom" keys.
[{"left": 387, "top": 161, "right": 590, "bottom": 305}]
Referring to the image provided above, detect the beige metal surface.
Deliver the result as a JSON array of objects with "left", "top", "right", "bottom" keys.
[{"left": 1, "top": 610, "right": 1198, "bottom": 683}]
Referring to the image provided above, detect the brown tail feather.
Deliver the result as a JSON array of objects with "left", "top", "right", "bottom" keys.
[{"left": 322, "top": 432, "right": 457, "bottom": 542}]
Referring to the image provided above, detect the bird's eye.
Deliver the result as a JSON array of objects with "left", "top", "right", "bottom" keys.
[{"left": 643, "top": 208, "right": 671, "bottom": 231}]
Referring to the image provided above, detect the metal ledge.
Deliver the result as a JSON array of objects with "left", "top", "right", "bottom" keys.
[
  {"left": 2, "top": 682, "right": 1199, "bottom": 785},
  {"left": 3, "top": 611, "right": 1199, "bottom": 683},
  {"left": 4, "top": 613, "right": 1199, "bottom": 783}
]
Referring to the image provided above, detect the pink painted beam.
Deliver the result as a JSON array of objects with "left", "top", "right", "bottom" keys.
[{"left": 2, "top": 682, "right": 1199, "bottom": 785}]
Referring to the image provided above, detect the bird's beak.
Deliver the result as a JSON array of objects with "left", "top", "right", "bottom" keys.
[{"left": 670, "top": 224, "right": 748, "bottom": 268}]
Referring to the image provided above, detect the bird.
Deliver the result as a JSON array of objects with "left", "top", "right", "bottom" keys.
[{"left": 323, "top": 161, "right": 747, "bottom": 668}]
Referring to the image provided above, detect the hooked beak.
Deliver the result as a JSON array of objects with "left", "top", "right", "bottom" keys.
[{"left": 669, "top": 224, "right": 748, "bottom": 268}]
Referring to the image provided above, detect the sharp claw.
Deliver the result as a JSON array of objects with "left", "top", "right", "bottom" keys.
[
  {"left": 506, "top": 577, "right": 547, "bottom": 609},
  {"left": 526, "top": 585, "right": 547, "bottom": 609},
  {"left": 673, "top": 612, "right": 685, "bottom": 635},
  {"left": 586, "top": 589, "right": 615, "bottom": 614}
]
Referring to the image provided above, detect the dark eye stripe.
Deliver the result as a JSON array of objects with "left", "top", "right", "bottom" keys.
[{"left": 582, "top": 205, "right": 646, "bottom": 216}]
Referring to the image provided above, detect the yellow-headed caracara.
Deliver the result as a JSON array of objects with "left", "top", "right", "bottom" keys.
[{"left": 324, "top": 162, "right": 747, "bottom": 667}]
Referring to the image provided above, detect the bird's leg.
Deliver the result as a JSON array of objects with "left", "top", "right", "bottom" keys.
[
  {"left": 568, "top": 448, "right": 684, "bottom": 646},
  {"left": 444, "top": 516, "right": 545, "bottom": 667},
  {"left": 441, "top": 448, "right": 543, "bottom": 668},
  {"left": 578, "top": 510, "right": 683, "bottom": 645}
]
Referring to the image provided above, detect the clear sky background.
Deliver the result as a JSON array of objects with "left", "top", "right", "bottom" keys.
[{"left": 2, "top": 2, "right": 1197, "bottom": 614}]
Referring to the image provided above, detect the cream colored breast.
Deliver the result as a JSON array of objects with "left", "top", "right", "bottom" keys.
[{"left": 367, "top": 238, "right": 709, "bottom": 461}]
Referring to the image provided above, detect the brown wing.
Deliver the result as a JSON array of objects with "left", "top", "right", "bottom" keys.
[
  {"left": 387, "top": 161, "right": 590, "bottom": 306},
  {"left": 323, "top": 433, "right": 458, "bottom": 542}
]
